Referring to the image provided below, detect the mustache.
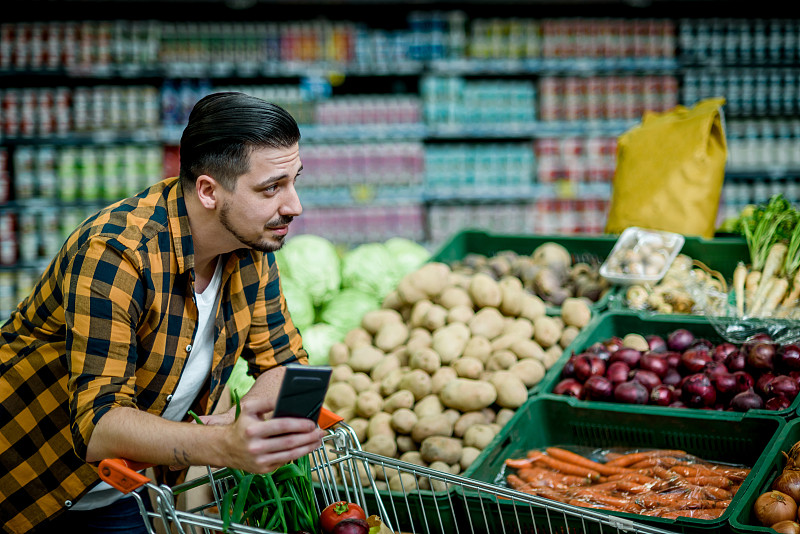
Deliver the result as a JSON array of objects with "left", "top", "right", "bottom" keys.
[{"left": 265, "top": 215, "right": 294, "bottom": 229}]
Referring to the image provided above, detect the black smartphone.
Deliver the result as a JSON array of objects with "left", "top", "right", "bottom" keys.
[{"left": 272, "top": 364, "right": 332, "bottom": 423}]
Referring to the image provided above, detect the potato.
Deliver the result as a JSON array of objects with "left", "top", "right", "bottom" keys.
[
  {"left": 486, "top": 349, "right": 517, "bottom": 371},
  {"left": 374, "top": 322, "right": 409, "bottom": 352},
  {"left": 364, "top": 434, "right": 398, "bottom": 457},
  {"left": 405, "top": 335, "right": 431, "bottom": 356},
  {"left": 437, "top": 286, "right": 473, "bottom": 309},
  {"left": 388, "top": 472, "right": 417, "bottom": 492},
  {"left": 462, "top": 335, "right": 492, "bottom": 363},
  {"left": 413, "top": 394, "right": 443, "bottom": 419},
  {"left": 463, "top": 424, "right": 498, "bottom": 450},
  {"left": 331, "top": 363, "right": 354, "bottom": 383},
  {"left": 355, "top": 390, "right": 384, "bottom": 418},
  {"left": 442, "top": 408, "right": 460, "bottom": 426},
  {"left": 543, "top": 345, "right": 563, "bottom": 368},
  {"left": 390, "top": 346, "right": 410, "bottom": 367},
  {"left": 411, "top": 414, "right": 453, "bottom": 442},
  {"left": 481, "top": 407, "right": 496, "bottom": 423},
  {"left": 533, "top": 316, "right": 562, "bottom": 348},
  {"left": 495, "top": 408, "right": 515, "bottom": 428},
  {"left": 397, "top": 274, "right": 429, "bottom": 305},
  {"left": 468, "top": 307, "right": 506, "bottom": 340},
  {"left": 560, "top": 297, "right": 592, "bottom": 329},
  {"left": 510, "top": 358, "right": 546, "bottom": 388},
  {"left": 410, "top": 262, "right": 451, "bottom": 298},
  {"left": 452, "top": 356, "right": 484, "bottom": 379},
  {"left": 499, "top": 279, "right": 524, "bottom": 317},
  {"left": 622, "top": 332, "right": 649, "bottom": 352},
  {"left": 421, "top": 304, "right": 448, "bottom": 331},
  {"left": 399, "top": 451, "right": 425, "bottom": 466},
  {"left": 502, "top": 318, "right": 534, "bottom": 340},
  {"left": 409, "top": 300, "right": 434, "bottom": 329},
  {"left": 326, "top": 382, "right": 357, "bottom": 412},
  {"left": 519, "top": 294, "right": 547, "bottom": 321},
  {"left": 449, "top": 272, "right": 472, "bottom": 290},
  {"left": 390, "top": 408, "right": 418, "bottom": 435},
  {"left": 431, "top": 366, "right": 458, "bottom": 394},
  {"left": 460, "top": 447, "right": 481, "bottom": 470},
  {"left": 328, "top": 342, "right": 350, "bottom": 366},
  {"left": 361, "top": 308, "right": 404, "bottom": 335},
  {"left": 431, "top": 323, "right": 471, "bottom": 364},
  {"left": 398, "top": 369, "right": 432, "bottom": 401},
  {"left": 382, "top": 290, "right": 403, "bottom": 311},
  {"left": 383, "top": 389, "right": 415, "bottom": 413},
  {"left": 342, "top": 458, "right": 376, "bottom": 486},
  {"left": 344, "top": 327, "right": 372, "bottom": 349},
  {"left": 423, "top": 461, "right": 451, "bottom": 491},
  {"left": 509, "top": 338, "right": 546, "bottom": 361},
  {"left": 469, "top": 272, "right": 502, "bottom": 308},
  {"left": 370, "top": 353, "right": 400, "bottom": 383},
  {"left": 379, "top": 367, "right": 406, "bottom": 397},
  {"left": 420, "top": 436, "right": 463, "bottom": 465},
  {"left": 559, "top": 325, "right": 581, "bottom": 348},
  {"left": 440, "top": 379, "right": 497, "bottom": 412},
  {"left": 446, "top": 304, "right": 475, "bottom": 324},
  {"left": 367, "top": 412, "right": 394, "bottom": 439},
  {"left": 347, "top": 372, "right": 373, "bottom": 392},
  {"left": 490, "top": 371, "right": 528, "bottom": 409},
  {"left": 453, "top": 411, "right": 489, "bottom": 438},
  {"left": 490, "top": 333, "right": 522, "bottom": 352},
  {"left": 409, "top": 347, "right": 442, "bottom": 374},
  {"left": 349, "top": 345, "right": 385, "bottom": 373},
  {"left": 396, "top": 435, "right": 417, "bottom": 454},
  {"left": 349, "top": 417, "right": 369, "bottom": 443}
]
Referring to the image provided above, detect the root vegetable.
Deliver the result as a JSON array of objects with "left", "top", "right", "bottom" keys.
[
  {"left": 410, "top": 300, "right": 434, "bottom": 329},
  {"left": 347, "top": 372, "right": 373, "bottom": 392},
  {"left": 410, "top": 262, "right": 451, "bottom": 298},
  {"left": 486, "top": 350, "right": 518, "bottom": 371},
  {"left": 411, "top": 414, "right": 454, "bottom": 442},
  {"left": 431, "top": 366, "right": 458, "bottom": 394},
  {"left": 397, "top": 273, "right": 429, "bottom": 305},
  {"left": 326, "top": 382, "right": 358, "bottom": 412},
  {"left": 469, "top": 273, "right": 503, "bottom": 308},
  {"left": 503, "top": 318, "right": 535, "bottom": 339},
  {"left": 734, "top": 262, "right": 748, "bottom": 317},
  {"left": 331, "top": 364, "right": 354, "bottom": 383},
  {"left": 495, "top": 408, "right": 515, "bottom": 428},
  {"left": 355, "top": 390, "right": 384, "bottom": 418},
  {"left": 373, "top": 322, "right": 409, "bottom": 352},
  {"left": 361, "top": 309, "right": 404, "bottom": 335},
  {"left": 463, "top": 335, "right": 492, "bottom": 363},
  {"left": 364, "top": 434, "right": 398, "bottom": 458},
  {"left": 446, "top": 305, "right": 475, "bottom": 324},
  {"left": 421, "top": 304, "right": 448, "bottom": 331},
  {"left": 366, "top": 412, "right": 394, "bottom": 439},
  {"left": 520, "top": 294, "right": 547, "bottom": 321},
  {"left": 344, "top": 328, "right": 372, "bottom": 350},
  {"left": 509, "top": 338, "right": 546, "bottom": 361},
  {"left": 399, "top": 369, "right": 432, "bottom": 401},
  {"left": 379, "top": 367, "right": 406, "bottom": 397},
  {"left": 420, "top": 436, "right": 463, "bottom": 465},
  {"left": 329, "top": 342, "right": 350, "bottom": 366},
  {"left": 490, "top": 371, "right": 528, "bottom": 408},
  {"left": 409, "top": 347, "right": 442, "bottom": 374},
  {"left": 463, "top": 424, "right": 498, "bottom": 450},
  {"left": 469, "top": 307, "right": 506, "bottom": 340},
  {"left": 762, "top": 277, "right": 790, "bottom": 316},
  {"left": 440, "top": 378, "right": 497, "bottom": 412},
  {"left": 559, "top": 326, "right": 580, "bottom": 349},
  {"left": 437, "top": 286, "right": 473, "bottom": 309},
  {"left": 413, "top": 394, "right": 444, "bottom": 419},
  {"left": 431, "top": 323, "right": 471, "bottom": 363},
  {"left": 510, "top": 358, "right": 546, "bottom": 387},
  {"left": 499, "top": 282, "right": 524, "bottom": 317},
  {"left": 460, "top": 447, "right": 482, "bottom": 470},
  {"left": 349, "top": 418, "right": 368, "bottom": 443},
  {"left": 396, "top": 436, "right": 417, "bottom": 454},
  {"left": 349, "top": 345, "right": 385, "bottom": 373},
  {"left": 383, "top": 389, "right": 415, "bottom": 413},
  {"left": 370, "top": 353, "right": 400, "bottom": 383},
  {"left": 390, "top": 408, "right": 418, "bottom": 434},
  {"left": 388, "top": 472, "right": 418, "bottom": 492},
  {"left": 399, "top": 451, "right": 424, "bottom": 466},
  {"left": 532, "top": 242, "right": 572, "bottom": 269},
  {"left": 454, "top": 411, "right": 489, "bottom": 437},
  {"left": 752, "top": 242, "right": 788, "bottom": 313},
  {"left": 561, "top": 298, "right": 592, "bottom": 328},
  {"left": 452, "top": 356, "right": 484, "bottom": 379},
  {"left": 533, "top": 316, "right": 562, "bottom": 348},
  {"left": 622, "top": 333, "right": 649, "bottom": 352}
]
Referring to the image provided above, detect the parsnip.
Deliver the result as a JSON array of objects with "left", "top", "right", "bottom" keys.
[
  {"left": 777, "top": 269, "right": 800, "bottom": 318},
  {"left": 745, "top": 270, "right": 761, "bottom": 313},
  {"left": 751, "top": 242, "right": 788, "bottom": 314},
  {"left": 761, "top": 277, "right": 790, "bottom": 317},
  {"left": 733, "top": 262, "right": 747, "bottom": 317}
]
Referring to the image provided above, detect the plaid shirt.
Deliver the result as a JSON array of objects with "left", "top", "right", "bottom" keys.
[{"left": 0, "top": 177, "right": 307, "bottom": 534}]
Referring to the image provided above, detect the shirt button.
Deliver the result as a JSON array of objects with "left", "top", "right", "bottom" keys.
[
  {"left": 166, "top": 395, "right": 173, "bottom": 402},
  {"left": 64, "top": 500, "right": 72, "bottom": 508},
  {"left": 186, "top": 344, "right": 192, "bottom": 353}
]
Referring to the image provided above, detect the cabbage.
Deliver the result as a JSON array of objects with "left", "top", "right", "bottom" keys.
[
  {"left": 280, "top": 276, "right": 315, "bottom": 331},
  {"left": 384, "top": 237, "right": 431, "bottom": 277},
  {"left": 319, "top": 288, "right": 380, "bottom": 335},
  {"left": 301, "top": 323, "right": 343, "bottom": 366},
  {"left": 228, "top": 357, "right": 256, "bottom": 403},
  {"left": 275, "top": 235, "right": 341, "bottom": 306},
  {"left": 341, "top": 242, "right": 402, "bottom": 301}
]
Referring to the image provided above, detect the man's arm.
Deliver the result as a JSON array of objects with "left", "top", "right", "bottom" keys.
[
  {"left": 86, "top": 393, "right": 324, "bottom": 473},
  {"left": 201, "top": 366, "right": 286, "bottom": 426}
]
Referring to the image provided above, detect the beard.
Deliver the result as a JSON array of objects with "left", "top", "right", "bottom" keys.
[{"left": 219, "top": 200, "right": 293, "bottom": 253}]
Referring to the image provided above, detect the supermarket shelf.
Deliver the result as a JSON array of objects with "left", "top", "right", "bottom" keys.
[
  {"left": 0, "top": 130, "right": 162, "bottom": 146},
  {"left": 725, "top": 169, "right": 800, "bottom": 180},
  {"left": 429, "top": 57, "right": 680, "bottom": 75}
]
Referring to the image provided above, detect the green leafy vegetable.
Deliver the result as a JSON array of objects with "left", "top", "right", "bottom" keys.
[
  {"left": 737, "top": 194, "right": 799, "bottom": 272},
  {"left": 280, "top": 276, "right": 316, "bottom": 331},
  {"left": 274, "top": 235, "right": 342, "bottom": 306},
  {"left": 319, "top": 287, "right": 380, "bottom": 336},
  {"left": 300, "top": 322, "right": 344, "bottom": 366},
  {"left": 341, "top": 242, "right": 402, "bottom": 301}
]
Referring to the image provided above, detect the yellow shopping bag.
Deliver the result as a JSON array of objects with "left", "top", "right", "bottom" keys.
[{"left": 605, "top": 97, "right": 727, "bottom": 239}]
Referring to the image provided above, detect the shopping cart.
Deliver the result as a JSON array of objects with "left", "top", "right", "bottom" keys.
[{"left": 100, "top": 408, "right": 681, "bottom": 534}]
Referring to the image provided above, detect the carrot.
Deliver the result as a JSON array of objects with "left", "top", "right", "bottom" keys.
[
  {"left": 606, "top": 472, "right": 658, "bottom": 485},
  {"left": 683, "top": 475, "right": 733, "bottom": 489},
  {"left": 505, "top": 457, "right": 536, "bottom": 469},
  {"left": 572, "top": 489, "right": 636, "bottom": 510},
  {"left": 658, "top": 508, "right": 724, "bottom": 520},
  {"left": 567, "top": 499, "right": 631, "bottom": 514},
  {"left": 688, "top": 485, "right": 733, "bottom": 501},
  {"left": 507, "top": 474, "right": 529, "bottom": 491},
  {"left": 630, "top": 456, "right": 681, "bottom": 469},
  {"left": 604, "top": 449, "right": 687, "bottom": 467},
  {"left": 531, "top": 456, "right": 602, "bottom": 480},
  {"left": 635, "top": 494, "right": 717, "bottom": 510},
  {"left": 612, "top": 480, "right": 652, "bottom": 494},
  {"left": 545, "top": 447, "right": 631, "bottom": 476},
  {"left": 518, "top": 467, "right": 592, "bottom": 487},
  {"left": 671, "top": 464, "right": 747, "bottom": 481}
]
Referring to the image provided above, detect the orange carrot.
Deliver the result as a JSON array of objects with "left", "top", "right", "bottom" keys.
[
  {"left": 605, "top": 449, "right": 687, "bottom": 467},
  {"left": 507, "top": 474, "right": 529, "bottom": 491},
  {"left": 572, "top": 490, "right": 637, "bottom": 510},
  {"left": 683, "top": 475, "right": 733, "bottom": 488},
  {"left": 629, "top": 456, "right": 681, "bottom": 469},
  {"left": 635, "top": 494, "right": 718, "bottom": 510},
  {"left": 505, "top": 457, "right": 536, "bottom": 469},
  {"left": 518, "top": 467, "right": 592, "bottom": 487},
  {"left": 567, "top": 499, "right": 630, "bottom": 513},
  {"left": 545, "top": 447, "right": 631, "bottom": 476},
  {"left": 658, "top": 508, "right": 724, "bottom": 519},
  {"left": 606, "top": 472, "right": 659, "bottom": 485},
  {"left": 532, "top": 456, "right": 602, "bottom": 480}
]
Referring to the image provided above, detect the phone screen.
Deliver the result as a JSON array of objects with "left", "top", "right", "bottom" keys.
[{"left": 272, "top": 365, "right": 332, "bottom": 423}]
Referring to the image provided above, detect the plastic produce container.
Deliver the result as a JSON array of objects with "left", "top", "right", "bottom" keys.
[
  {"left": 461, "top": 395, "right": 785, "bottom": 534},
  {"left": 730, "top": 417, "right": 800, "bottom": 533},
  {"left": 599, "top": 227, "right": 685, "bottom": 286},
  {"left": 431, "top": 229, "right": 618, "bottom": 314},
  {"left": 537, "top": 311, "right": 800, "bottom": 419}
]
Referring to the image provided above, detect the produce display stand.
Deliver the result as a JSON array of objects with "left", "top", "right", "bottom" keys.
[
  {"left": 461, "top": 395, "right": 786, "bottom": 534},
  {"left": 98, "top": 409, "right": 680, "bottom": 534},
  {"left": 536, "top": 310, "right": 800, "bottom": 419}
]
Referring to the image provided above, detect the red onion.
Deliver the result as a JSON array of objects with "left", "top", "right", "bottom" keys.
[
  {"left": 680, "top": 349, "right": 712, "bottom": 374},
  {"left": 733, "top": 371, "right": 755, "bottom": 393},
  {"left": 712, "top": 342, "right": 738, "bottom": 363},
  {"left": 690, "top": 338, "right": 714, "bottom": 352},
  {"left": 573, "top": 354, "right": 606, "bottom": 382},
  {"left": 609, "top": 348, "right": 642, "bottom": 368},
  {"left": 584, "top": 375, "right": 615, "bottom": 401},
  {"left": 756, "top": 373, "right": 777, "bottom": 397},
  {"left": 767, "top": 375, "right": 800, "bottom": 400},
  {"left": 711, "top": 372, "right": 738, "bottom": 399},
  {"left": 766, "top": 395, "right": 792, "bottom": 411},
  {"left": 777, "top": 344, "right": 800, "bottom": 372},
  {"left": 553, "top": 378, "right": 584, "bottom": 398},
  {"left": 669, "top": 400, "right": 686, "bottom": 408},
  {"left": 750, "top": 333, "right": 774, "bottom": 344},
  {"left": 725, "top": 350, "right": 746, "bottom": 372},
  {"left": 614, "top": 380, "right": 650, "bottom": 404},
  {"left": 604, "top": 337, "right": 624, "bottom": 353},
  {"left": 667, "top": 329, "right": 695, "bottom": 352},
  {"left": 747, "top": 343, "right": 776, "bottom": 371},
  {"left": 704, "top": 361, "right": 729, "bottom": 378},
  {"left": 587, "top": 342, "right": 612, "bottom": 361},
  {"left": 606, "top": 361, "right": 631, "bottom": 385},
  {"left": 791, "top": 371, "right": 800, "bottom": 387},
  {"left": 680, "top": 373, "right": 717, "bottom": 407},
  {"left": 663, "top": 351, "right": 681, "bottom": 368},
  {"left": 646, "top": 335, "right": 667, "bottom": 353},
  {"left": 561, "top": 355, "right": 578, "bottom": 378},
  {"left": 662, "top": 367, "right": 683, "bottom": 387},
  {"left": 640, "top": 352, "right": 669, "bottom": 378},
  {"left": 649, "top": 384, "right": 675, "bottom": 406},
  {"left": 730, "top": 388, "right": 764, "bottom": 411},
  {"left": 629, "top": 369, "right": 662, "bottom": 392}
]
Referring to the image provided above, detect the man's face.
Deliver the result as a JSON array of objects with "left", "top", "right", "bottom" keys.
[{"left": 217, "top": 143, "right": 303, "bottom": 253}]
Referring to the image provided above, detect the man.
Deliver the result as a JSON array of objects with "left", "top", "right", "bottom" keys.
[{"left": 0, "top": 92, "right": 325, "bottom": 533}]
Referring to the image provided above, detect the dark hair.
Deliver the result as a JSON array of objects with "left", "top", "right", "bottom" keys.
[{"left": 179, "top": 92, "right": 301, "bottom": 190}]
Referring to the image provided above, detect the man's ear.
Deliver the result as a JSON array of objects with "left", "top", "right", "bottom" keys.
[{"left": 195, "top": 175, "right": 218, "bottom": 209}]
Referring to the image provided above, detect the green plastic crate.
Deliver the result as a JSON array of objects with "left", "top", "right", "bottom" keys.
[
  {"left": 431, "top": 229, "right": 618, "bottom": 314},
  {"left": 730, "top": 417, "right": 800, "bottom": 533},
  {"left": 460, "top": 395, "right": 784, "bottom": 534},
  {"left": 537, "top": 311, "right": 800, "bottom": 419}
]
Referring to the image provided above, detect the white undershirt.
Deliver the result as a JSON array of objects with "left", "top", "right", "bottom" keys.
[{"left": 73, "top": 259, "right": 223, "bottom": 510}]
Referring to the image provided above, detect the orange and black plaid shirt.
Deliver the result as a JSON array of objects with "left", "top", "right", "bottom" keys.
[{"left": 0, "top": 176, "right": 307, "bottom": 534}]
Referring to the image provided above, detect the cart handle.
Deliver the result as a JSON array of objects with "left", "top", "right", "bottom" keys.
[{"left": 98, "top": 408, "right": 343, "bottom": 492}]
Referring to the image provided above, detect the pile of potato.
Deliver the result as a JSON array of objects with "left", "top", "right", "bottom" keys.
[{"left": 320, "top": 261, "right": 593, "bottom": 492}]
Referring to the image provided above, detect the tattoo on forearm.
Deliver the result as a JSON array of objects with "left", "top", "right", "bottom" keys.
[{"left": 173, "top": 448, "right": 191, "bottom": 465}]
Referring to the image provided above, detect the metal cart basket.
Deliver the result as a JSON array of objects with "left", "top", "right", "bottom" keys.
[{"left": 99, "top": 411, "right": 680, "bottom": 534}]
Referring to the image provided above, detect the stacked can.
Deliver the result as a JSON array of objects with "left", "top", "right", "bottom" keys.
[
  {"left": 679, "top": 18, "right": 799, "bottom": 65},
  {"left": 301, "top": 142, "right": 424, "bottom": 188},
  {"left": 421, "top": 76, "right": 536, "bottom": 126},
  {"left": 314, "top": 95, "right": 422, "bottom": 126},
  {"left": 424, "top": 143, "right": 535, "bottom": 193},
  {"left": 726, "top": 119, "right": 800, "bottom": 171},
  {"left": 535, "top": 136, "right": 617, "bottom": 184},
  {"left": 0, "top": 148, "right": 9, "bottom": 204},
  {"left": 427, "top": 202, "right": 535, "bottom": 245},
  {"left": 291, "top": 204, "right": 425, "bottom": 244},
  {"left": 682, "top": 68, "right": 799, "bottom": 117},
  {"left": 533, "top": 198, "right": 609, "bottom": 235},
  {"left": 468, "top": 18, "right": 541, "bottom": 59},
  {"left": 540, "top": 18, "right": 675, "bottom": 59}
]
